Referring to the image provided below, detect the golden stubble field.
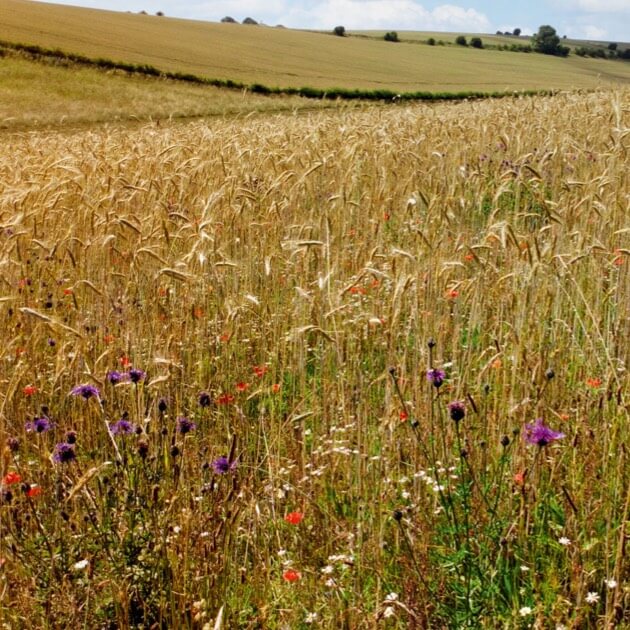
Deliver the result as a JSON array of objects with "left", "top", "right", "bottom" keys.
[
  {"left": 2, "top": 0, "right": 630, "bottom": 92},
  {"left": 0, "top": 90, "right": 628, "bottom": 627}
]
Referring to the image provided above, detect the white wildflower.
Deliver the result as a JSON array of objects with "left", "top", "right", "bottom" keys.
[
  {"left": 73, "top": 559, "right": 89, "bottom": 571},
  {"left": 383, "top": 606, "right": 395, "bottom": 618},
  {"left": 304, "top": 612, "right": 318, "bottom": 624},
  {"left": 321, "top": 565, "right": 334, "bottom": 574},
  {"left": 605, "top": 578, "right": 617, "bottom": 589},
  {"left": 385, "top": 592, "right": 398, "bottom": 602},
  {"left": 558, "top": 536, "right": 570, "bottom": 546},
  {"left": 585, "top": 592, "right": 600, "bottom": 604},
  {"left": 520, "top": 565, "right": 530, "bottom": 572},
  {"left": 519, "top": 606, "right": 532, "bottom": 616}
]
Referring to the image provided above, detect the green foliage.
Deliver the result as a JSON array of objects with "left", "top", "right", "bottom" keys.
[
  {"left": 427, "top": 37, "right": 436, "bottom": 46},
  {"left": 470, "top": 37, "right": 483, "bottom": 49},
  {"left": 532, "top": 25, "right": 569, "bottom": 57},
  {"left": 333, "top": 25, "right": 345, "bottom": 37},
  {"left": 384, "top": 31, "right": 399, "bottom": 43},
  {"left": 455, "top": 35, "right": 467, "bottom": 46},
  {"left": 513, "top": 28, "right": 521, "bottom": 36}
]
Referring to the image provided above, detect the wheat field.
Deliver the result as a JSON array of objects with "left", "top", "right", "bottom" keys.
[{"left": 0, "top": 89, "right": 628, "bottom": 628}]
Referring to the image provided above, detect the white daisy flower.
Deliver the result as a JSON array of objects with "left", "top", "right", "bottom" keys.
[{"left": 585, "top": 592, "right": 600, "bottom": 604}]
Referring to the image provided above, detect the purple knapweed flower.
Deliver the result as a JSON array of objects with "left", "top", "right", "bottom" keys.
[
  {"left": 198, "top": 391, "right": 212, "bottom": 408},
  {"left": 211, "top": 456, "right": 237, "bottom": 474},
  {"left": 427, "top": 369, "right": 446, "bottom": 388},
  {"left": 448, "top": 400, "right": 466, "bottom": 422},
  {"left": 107, "top": 370, "right": 127, "bottom": 385},
  {"left": 524, "top": 418, "right": 565, "bottom": 447},
  {"left": 53, "top": 442, "right": 76, "bottom": 463},
  {"left": 109, "top": 419, "right": 135, "bottom": 435},
  {"left": 128, "top": 368, "right": 146, "bottom": 384},
  {"left": 25, "top": 416, "right": 54, "bottom": 433},
  {"left": 70, "top": 384, "right": 100, "bottom": 400},
  {"left": 176, "top": 417, "right": 196, "bottom": 435}
]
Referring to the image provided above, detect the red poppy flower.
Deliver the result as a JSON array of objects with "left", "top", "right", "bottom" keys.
[
  {"left": 23, "top": 385, "right": 37, "bottom": 396},
  {"left": 284, "top": 511, "right": 304, "bottom": 525},
  {"left": 2, "top": 472, "right": 21, "bottom": 485},
  {"left": 236, "top": 382, "right": 249, "bottom": 392},
  {"left": 271, "top": 384, "right": 281, "bottom": 394},
  {"left": 399, "top": 411, "right": 408, "bottom": 421},
  {"left": 26, "top": 486, "right": 42, "bottom": 498},
  {"left": 253, "top": 365, "right": 268, "bottom": 378},
  {"left": 513, "top": 471, "right": 526, "bottom": 486},
  {"left": 119, "top": 356, "right": 131, "bottom": 367},
  {"left": 282, "top": 569, "right": 301, "bottom": 582},
  {"left": 216, "top": 394, "right": 235, "bottom": 405},
  {"left": 586, "top": 377, "right": 602, "bottom": 388}
]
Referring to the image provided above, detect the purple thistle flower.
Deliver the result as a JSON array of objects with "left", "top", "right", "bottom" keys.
[
  {"left": 128, "top": 368, "right": 146, "bottom": 384},
  {"left": 25, "top": 416, "right": 54, "bottom": 433},
  {"left": 176, "top": 417, "right": 196, "bottom": 435},
  {"left": 107, "top": 370, "right": 127, "bottom": 384},
  {"left": 448, "top": 400, "right": 466, "bottom": 422},
  {"left": 53, "top": 442, "right": 76, "bottom": 463},
  {"left": 158, "top": 397, "right": 168, "bottom": 414},
  {"left": 70, "top": 384, "right": 100, "bottom": 400},
  {"left": 109, "top": 419, "right": 135, "bottom": 435},
  {"left": 211, "top": 456, "right": 237, "bottom": 474},
  {"left": 426, "top": 369, "right": 446, "bottom": 388},
  {"left": 198, "top": 391, "right": 212, "bottom": 408},
  {"left": 524, "top": 418, "right": 565, "bottom": 447}
]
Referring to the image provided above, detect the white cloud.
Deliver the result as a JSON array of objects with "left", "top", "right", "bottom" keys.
[
  {"left": 195, "top": 1, "right": 490, "bottom": 31},
  {"left": 581, "top": 24, "right": 607, "bottom": 39},
  {"left": 572, "top": 0, "right": 629, "bottom": 12}
]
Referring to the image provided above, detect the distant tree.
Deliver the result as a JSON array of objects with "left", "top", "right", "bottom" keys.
[
  {"left": 455, "top": 35, "right": 467, "bottom": 46},
  {"left": 532, "top": 25, "right": 569, "bottom": 56},
  {"left": 504, "top": 31, "right": 511, "bottom": 36},
  {"left": 427, "top": 37, "right": 436, "bottom": 46},
  {"left": 242, "top": 17, "right": 258, "bottom": 25},
  {"left": 384, "top": 31, "right": 399, "bottom": 42},
  {"left": 138, "top": 10, "right": 147, "bottom": 15},
  {"left": 608, "top": 42, "right": 618, "bottom": 51},
  {"left": 221, "top": 16, "right": 236, "bottom": 23},
  {"left": 155, "top": 11, "right": 164, "bottom": 16},
  {"left": 620, "top": 48, "right": 630, "bottom": 59},
  {"left": 333, "top": 25, "right": 346, "bottom": 37},
  {"left": 495, "top": 30, "right": 502, "bottom": 35},
  {"left": 513, "top": 28, "right": 521, "bottom": 36},
  {"left": 470, "top": 37, "right": 483, "bottom": 48}
]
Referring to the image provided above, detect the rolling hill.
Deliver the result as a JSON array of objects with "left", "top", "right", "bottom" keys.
[{"left": 1, "top": 0, "right": 630, "bottom": 93}]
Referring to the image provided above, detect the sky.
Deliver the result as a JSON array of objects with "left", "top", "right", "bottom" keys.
[{"left": 32, "top": 0, "right": 629, "bottom": 41}]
